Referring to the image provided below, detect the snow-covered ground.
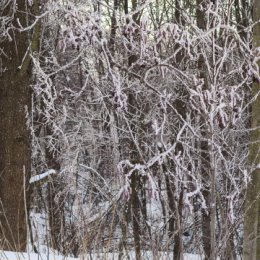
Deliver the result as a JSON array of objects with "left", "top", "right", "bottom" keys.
[
  {"left": 23, "top": 193, "right": 209, "bottom": 260},
  {"left": 0, "top": 251, "right": 205, "bottom": 260},
  {"left": 0, "top": 251, "right": 75, "bottom": 260},
  {"left": 24, "top": 203, "right": 208, "bottom": 260}
]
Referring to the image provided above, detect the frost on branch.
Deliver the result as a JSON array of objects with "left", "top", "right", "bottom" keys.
[{"left": 27, "top": 0, "right": 255, "bottom": 258}]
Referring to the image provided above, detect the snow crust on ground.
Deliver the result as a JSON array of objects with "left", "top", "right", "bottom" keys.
[{"left": 0, "top": 251, "right": 205, "bottom": 260}]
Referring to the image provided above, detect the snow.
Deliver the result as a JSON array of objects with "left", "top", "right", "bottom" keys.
[
  {"left": 0, "top": 251, "right": 75, "bottom": 260},
  {"left": 29, "top": 169, "right": 56, "bottom": 184},
  {"left": 0, "top": 251, "right": 205, "bottom": 260},
  {"left": 80, "top": 252, "right": 206, "bottom": 260}
]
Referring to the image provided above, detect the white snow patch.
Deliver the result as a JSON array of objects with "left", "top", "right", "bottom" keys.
[
  {"left": 0, "top": 251, "right": 75, "bottom": 260},
  {"left": 0, "top": 251, "right": 218, "bottom": 260},
  {"left": 29, "top": 169, "right": 56, "bottom": 184}
]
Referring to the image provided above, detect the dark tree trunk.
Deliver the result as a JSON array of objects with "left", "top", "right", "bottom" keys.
[
  {"left": 130, "top": 171, "right": 141, "bottom": 260},
  {"left": 0, "top": 1, "right": 33, "bottom": 251},
  {"left": 243, "top": 1, "right": 260, "bottom": 259},
  {"left": 47, "top": 176, "right": 65, "bottom": 253},
  {"left": 196, "top": 1, "right": 214, "bottom": 259}
]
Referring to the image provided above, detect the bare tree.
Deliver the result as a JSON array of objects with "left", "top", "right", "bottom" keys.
[
  {"left": 0, "top": 0, "right": 40, "bottom": 251},
  {"left": 243, "top": 0, "right": 260, "bottom": 259},
  {"left": 25, "top": 1, "right": 257, "bottom": 260}
]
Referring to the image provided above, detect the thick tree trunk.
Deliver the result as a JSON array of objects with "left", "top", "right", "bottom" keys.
[
  {"left": 243, "top": 1, "right": 260, "bottom": 259},
  {"left": 0, "top": 73, "right": 31, "bottom": 251},
  {"left": 0, "top": 1, "right": 32, "bottom": 251}
]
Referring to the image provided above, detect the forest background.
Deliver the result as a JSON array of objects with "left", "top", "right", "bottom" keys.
[{"left": 0, "top": 0, "right": 260, "bottom": 260}]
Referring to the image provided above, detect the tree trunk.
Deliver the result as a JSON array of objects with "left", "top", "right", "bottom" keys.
[
  {"left": 243, "top": 1, "right": 260, "bottom": 259},
  {"left": 47, "top": 176, "right": 65, "bottom": 253},
  {"left": 196, "top": 1, "right": 212, "bottom": 259},
  {"left": 130, "top": 171, "right": 141, "bottom": 260},
  {"left": 0, "top": 0, "right": 34, "bottom": 251}
]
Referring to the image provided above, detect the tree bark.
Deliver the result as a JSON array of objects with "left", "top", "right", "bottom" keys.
[
  {"left": 196, "top": 1, "right": 211, "bottom": 259},
  {"left": 243, "top": 1, "right": 260, "bottom": 259},
  {"left": 196, "top": 1, "right": 218, "bottom": 259},
  {"left": 130, "top": 171, "right": 141, "bottom": 260},
  {"left": 0, "top": 0, "right": 33, "bottom": 251}
]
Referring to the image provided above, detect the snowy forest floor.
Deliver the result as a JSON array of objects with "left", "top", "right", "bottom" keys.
[{"left": 0, "top": 250, "right": 206, "bottom": 260}]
